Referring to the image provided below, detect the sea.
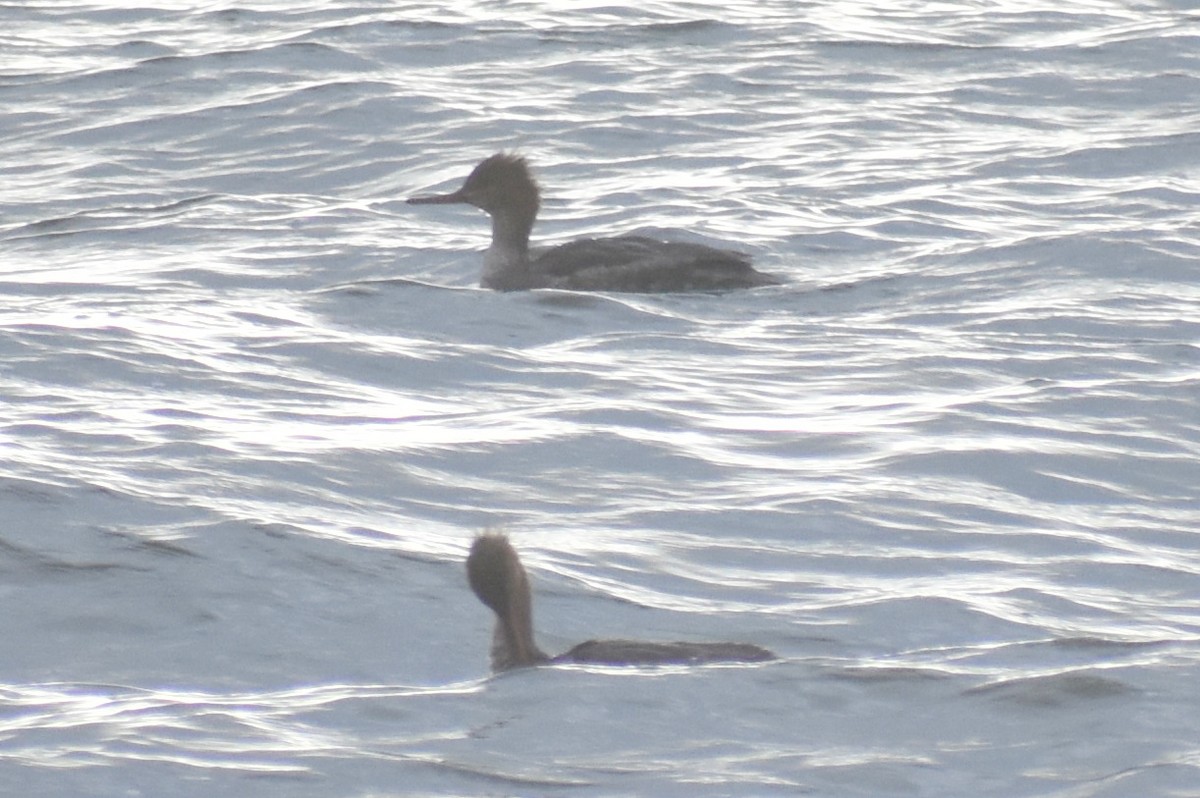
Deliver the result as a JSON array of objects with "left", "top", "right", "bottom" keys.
[{"left": 2, "top": 1, "right": 1198, "bottom": 796}]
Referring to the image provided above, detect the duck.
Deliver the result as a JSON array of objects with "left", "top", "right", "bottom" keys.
[
  {"left": 466, "top": 532, "right": 776, "bottom": 671},
  {"left": 408, "top": 153, "right": 781, "bottom": 293}
]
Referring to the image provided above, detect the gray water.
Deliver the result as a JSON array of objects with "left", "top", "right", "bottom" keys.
[{"left": 2, "top": 1, "right": 1199, "bottom": 796}]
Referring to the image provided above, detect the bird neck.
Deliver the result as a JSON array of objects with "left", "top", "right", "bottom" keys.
[
  {"left": 468, "top": 535, "right": 548, "bottom": 670},
  {"left": 490, "top": 551, "right": 547, "bottom": 670},
  {"left": 481, "top": 208, "right": 541, "bottom": 289}
]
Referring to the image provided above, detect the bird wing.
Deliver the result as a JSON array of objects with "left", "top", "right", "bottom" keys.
[{"left": 532, "top": 236, "right": 773, "bottom": 293}]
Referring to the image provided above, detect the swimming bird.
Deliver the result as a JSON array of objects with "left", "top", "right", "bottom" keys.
[
  {"left": 408, "top": 153, "right": 781, "bottom": 292},
  {"left": 466, "top": 532, "right": 776, "bottom": 671}
]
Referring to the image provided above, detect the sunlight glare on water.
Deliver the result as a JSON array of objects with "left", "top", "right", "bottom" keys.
[{"left": 2, "top": 0, "right": 1199, "bottom": 796}]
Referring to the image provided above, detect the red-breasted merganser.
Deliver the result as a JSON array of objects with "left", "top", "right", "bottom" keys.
[
  {"left": 408, "top": 154, "right": 781, "bottom": 292},
  {"left": 466, "top": 532, "right": 776, "bottom": 671}
]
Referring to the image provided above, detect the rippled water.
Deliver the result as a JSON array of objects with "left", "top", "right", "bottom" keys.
[{"left": 3, "top": 1, "right": 1199, "bottom": 795}]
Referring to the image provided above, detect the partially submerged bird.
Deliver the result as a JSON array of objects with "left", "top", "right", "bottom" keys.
[
  {"left": 466, "top": 532, "right": 776, "bottom": 672},
  {"left": 408, "top": 153, "right": 781, "bottom": 292}
]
